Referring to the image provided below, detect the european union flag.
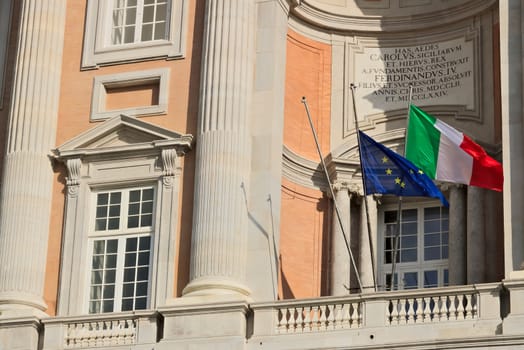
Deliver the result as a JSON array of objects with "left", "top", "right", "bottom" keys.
[{"left": 359, "top": 131, "right": 449, "bottom": 207}]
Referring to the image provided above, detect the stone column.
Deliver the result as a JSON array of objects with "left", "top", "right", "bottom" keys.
[
  {"left": 183, "top": 0, "right": 255, "bottom": 297},
  {"left": 467, "top": 186, "right": 485, "bottom": 284},
  {"left": 0, "top": 0, "right": 66, "bottom": 312},
  {"left": 500, "top": 0, "right": 524, "bottom": 280},
  {"left": 360, "top": 194, "right": 377, "bottom": 292},
  {"left": 330, "top": 183, "right": 351, "bottom": 295},
  {"left": 448, "top": 184, "right": 466, "bottom": 285}
]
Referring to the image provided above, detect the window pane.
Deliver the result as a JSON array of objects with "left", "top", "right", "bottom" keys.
[
  {"left": 95, "top": 219, "right": 107, "bottom": 231},
  {"left": 126, "top": 237, "right": 138, "bottom": 251},
  {"left": 89, "top": 301, "right": 100, "bottom": 314},
  {"left": 102, "top": 300, "right": 114, "bottom": 313},
  {"left": 96, "top": 206, "right": 107, "bottom": 218},
  {"left": 403, "top": 272, "right": 418, "bottom": 289},
  {"left": 145, "top": 0, "right": 154, "bottom": 4},
  {"left": 442, "top": 232, "right": 449, "bottom": 245},
  {"left": 91, "top": 271, "right": 103, "bottom": 284},
  {"left": 402, "top": 209, "right": 417, "bottom": 222},
  {"left": 108, "top": 218, "right": 120, "bottom": 230},
  {"left": 142, "top": 201, "right": 153, "bottom": 214},
  {"left": 156, "top": 4, "right": 167, "bottom": 21},
  {"left": 104, "top": 270, "right": 116, "bottom": 283},
  {"left": 442, "top": 246, "right": 448, "bottom": 259},
  {"left": 124, "top": 268, "right": 136, "bottom": 282},
  {"left": 123, "top": 283, "right": 134, "bottom": 297},
  {"left": 139, "top": 236, "right": 151, "bottom": 250},
  {"left": 121, "top": 298, "right": 134, "bottom": 311},
  {"left": 137, "top": 266, "right": 149, "bottom": 281},
  {"left": 401, "top": 235, "right": 417, "bottom": 249},
  {"left": 130, "top": 190, "right": 141, "bottom": 202},
  {"left": 141, "top": 23, "right": 153, "bottom": 41},
  {"left": 110, "top": 192, "right": 121, "bottom": 204},
  {"left": 154, "top": 22, "right": 166, "bottom": 40},
  {"left": 143, "top": 188, "right": 154, "bottom": 200},
  {"left": 128, "top": 0, "right": 137, "bottom": 6},
  {"left": 444, "top": 269, "right": 449, "bottom": 286},
  {"left": 107, "top": 239, "right": 118, "bottom": 253},
  {"left": 125, "top": 253, "right": 137, "bottom": 267},
  {"left": 111, "top": 28, "right": 123, "bottom": 45},
  {"left": 93, "top": 241, "right": 105, "bottom": 254},
  {"left": 401, "top": 248, "right": 417, "bottom": 262},
  {"left": 424, "top": 233, "right": 440, "bottom": 247},
  {"left": 424, "top": 246, "right": 441, "bottom": 260},
  {"left": 143, "top": 5, "right": 154, "bottom": 22},
  {"left": 103, "top": 285, "right": 115, "bottom": 299},
  {"left": 90, "top": 286, "right": 102, "bottom": 299},
  {"left": 97, "top": 193, "right": 109, "bottom": 205},
  {"left": 92, "top": 256, "right": 104, "bottom": 269},
  {"left": 128, "top": 216, "right": 139, "bottom": 228},
  {"left": 141, "top": 214, "right": 152, "bottom": 227},
  {"left": 402, "top": 222, "right": 417, "bottom": 234},
  {"left": 423, "top": 270, "right": 438, "bottom": 288},
  {"left": 385, "top": 210, "right": 397, "bottom": 224},
  {"left": 424, "top": 220, "right": 440, "bottom": 233},
  {"left": 125, "top": 8, "right": 137, "bottom": 25},
  {"left": 424, "top": 207, "right": 441, "bottom": 220},
  {"left": 385, "top": 273, "right": 398, "bottom": 291},
  {"left": 135, "top": 297, "right": 147, "bottom": 310},
  {"left": 136, "top": 282, "right": 148, "bottom": 296},
  {"left": 124, "top": 26, "right": 135, "bottom": 43},
  {"left": 128, "top": 203, "right": 140, "bottom": 216},
  {"left": 109, "top": 205, "right": 120, "bottom": 217},
  {"left": 105, "top": 254, "right": 117, "bottom": 268},
  {"left": 138, "top": 252, "right": 150, "bottom": 265}
]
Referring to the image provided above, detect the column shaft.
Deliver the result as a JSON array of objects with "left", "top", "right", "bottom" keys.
[
  {"left": 330, "top": 186, "right": 351, "bottom": 295},
  {"left": 0, "top": 0, "right": 66, "bottom": 311},
  {"left": 360, "top": 195, "right": 377, "bottom": 292},
  {"left": 184, "top": 0, "right": 255, "bottom": 296},
  {"left": 467, "top": 186, "right": 485, "bottom": 284},
  {"left": 448, "top": 185, "right": 466, "bottom": 285}
]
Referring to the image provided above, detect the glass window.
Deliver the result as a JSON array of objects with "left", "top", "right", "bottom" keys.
[
  {"left": 88, "top": 187, "right": 154, "bottom": 313},
  {"left": 380, "top": 204, "right": 449, "bottom": 290}
]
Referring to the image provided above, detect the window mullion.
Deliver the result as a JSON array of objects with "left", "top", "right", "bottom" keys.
[
  {"left": 114, "top": 236, "right": 126, "bottom": 312},
  {"left": 135, "top": 0, "right": 144, "bottom": 43}
]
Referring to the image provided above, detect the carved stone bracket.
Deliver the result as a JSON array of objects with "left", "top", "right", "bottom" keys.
[
  {"left": 161, "top": 148, "right": 178, "bottom": 177},
  {"left": 65, "top": 158, "right": 81, "bottom": 186}
]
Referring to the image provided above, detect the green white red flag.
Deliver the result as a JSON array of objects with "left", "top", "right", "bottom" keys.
[{"left": 405, "top": 104, "right": 503, "bottom": 192}]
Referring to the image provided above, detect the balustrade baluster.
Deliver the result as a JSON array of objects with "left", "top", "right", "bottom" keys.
[
  {"left": 399, "top": 299, "right": 407, "bottom": 324},
  {"left": 457, "top": 295, "right": 465, "bottom": 320},
  {"left": 407, "top": 298, "right": 415, "bottom": 324},
  {"left": 327, "top": 304, "right": 335, "bottom": 330},
  {"left": 304, "top": 306, "right": 312, "bottom": 332}
]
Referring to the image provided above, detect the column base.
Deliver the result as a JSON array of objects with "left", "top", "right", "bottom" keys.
[
  {"left": 182, "top": 277, "right": 251, "bottom": 298},
  {"left": 0, "top": 292, "right": 48, "bottom": 318},
  {"left": 0, "top": 315, "right": 42, "bottom": 350},
  {"left": 502, "top": 277, "right": 524, "bottom": 335}
]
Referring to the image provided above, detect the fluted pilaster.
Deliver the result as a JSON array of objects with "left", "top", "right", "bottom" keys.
[
  {"left": 360, "top": 195, "right": 377, "bottom": 293},
  {"left": 184, "top": 0, "right": 255, "bottom": 296},
  {"left": 0, "top": 0, "right": 66, "bottom": 311}
]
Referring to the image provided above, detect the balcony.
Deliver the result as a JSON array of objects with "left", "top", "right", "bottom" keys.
[{"left": 38, "top": 282, "right": 524, "bottom": 349}]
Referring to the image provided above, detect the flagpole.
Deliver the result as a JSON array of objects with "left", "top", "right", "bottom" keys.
[
  {"left": 301, "top": 97, "right": 364, "bottom": 293},
  {"left": 349, "top": 84, "right": 377, "bottom": 292},
  {"left": 390, "top": 85, "right": 414, "bottom": 290}
]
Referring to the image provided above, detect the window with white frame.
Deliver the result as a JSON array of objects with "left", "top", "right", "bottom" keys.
[
  {"left": 82, "top": 0, "right": 187, "bottom": 69},
  {"left": 379, "top": 203, "right": 449, "bottom": 291},
  {"left": 88, "top": 187, "right": 155, "bottom": 314}
]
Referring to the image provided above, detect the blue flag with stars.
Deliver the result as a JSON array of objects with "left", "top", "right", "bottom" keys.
[{"left": 358, "top": 131, "right": 449, "bottom": 207}]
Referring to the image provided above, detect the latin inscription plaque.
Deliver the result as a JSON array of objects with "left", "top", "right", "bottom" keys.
[{"left": 351, "top": 36, "right": 475, "bottom": 117}]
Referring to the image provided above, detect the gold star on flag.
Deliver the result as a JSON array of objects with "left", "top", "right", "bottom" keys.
[
  {"left": 401, "top": 182, "right": 406, "bottom": 188},
  {"left": 409, "top": 169, "right": 414, "bottom": 174},
  {"left": 381, "top": 156, "right": 388, "bottom": 163},
  {"left": 385, "top": 168, "right": 393, "bottom": 175},
  {"left": 418, "top": 169, "right": 424, "bottom": 174},
  {"left": 395, "top": 177, "right": 401, "bottom": 184}
]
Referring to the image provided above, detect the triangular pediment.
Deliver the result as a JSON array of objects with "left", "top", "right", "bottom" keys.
[{"left": 54, "top": 115, "right": 192, "bottom": 158}]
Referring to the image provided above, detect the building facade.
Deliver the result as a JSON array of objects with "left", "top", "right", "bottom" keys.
[{"left": 0, "top": 0, "right": 523, "bottom": 349}]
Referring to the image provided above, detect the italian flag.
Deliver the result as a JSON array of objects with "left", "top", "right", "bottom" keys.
[{"left": 405, "top": 105, "right": 503, "bottom": 192}]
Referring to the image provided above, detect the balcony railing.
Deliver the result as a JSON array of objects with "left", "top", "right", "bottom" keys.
[
  {"left": 41, "top": 310, "right": 160, "bottom": 350},
  {"left": 250, "top": 283, "right": 501, "bottom": 340}
]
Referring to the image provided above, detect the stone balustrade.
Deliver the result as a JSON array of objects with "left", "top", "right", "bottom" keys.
[{"left": 41, "top": 311, "right": 159, "bottom": 350}]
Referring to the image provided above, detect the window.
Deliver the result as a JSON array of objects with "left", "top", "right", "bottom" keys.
[
  {"left": 0, "top": 0, "right": 12, "bottom": 108},
  {"left": 88, "top": 187, "right": 155, "bottom": 313},
  {"left": 82, "top": 0, "right": 187, "bottom": 69},
  {"left": 54, "top": 115, "right": 193, "bottom": 316},
  {"left": 379, "top": 203, "right": 449, "bottom": 290},
  {"left": 110, "top": 0, "right": 169, "bottom": 45}
]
